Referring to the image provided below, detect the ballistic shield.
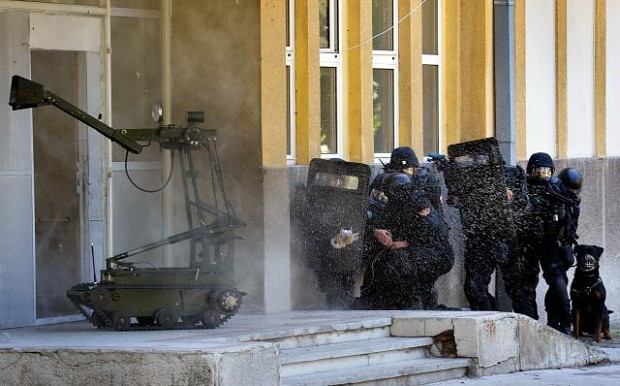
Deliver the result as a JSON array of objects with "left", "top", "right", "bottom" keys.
[
  {"left": 301, "top": 158, "right": 371, "bottom": 273},
  {"left": 441, "top": 137, "right": 516, "bottom": 240}
]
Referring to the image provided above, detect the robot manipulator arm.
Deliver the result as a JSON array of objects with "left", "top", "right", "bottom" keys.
[{"left": 9, "top": 75, "right": 146, "bottom": 154}]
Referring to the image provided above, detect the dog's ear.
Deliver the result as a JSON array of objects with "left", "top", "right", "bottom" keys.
[{"left": 595, "top": 245, "right": 604, "bottom": 258}]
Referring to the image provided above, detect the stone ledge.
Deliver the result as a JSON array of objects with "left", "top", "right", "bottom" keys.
[
  {"left": 390, "top": 311, "right": 608, "bottom": 377},
  {"left": 0, "top": 343, "right": 279, "bottom": 386}
]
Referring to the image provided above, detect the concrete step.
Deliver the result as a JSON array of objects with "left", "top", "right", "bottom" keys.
[
  {"left": 245, "top": 318, "right": 392, "bottom": 350},
  {"left": 280, "top": 357, "right": 472, "bottom": 386},
  {"left": 280, "top": 336, "right": 433, "bottom": 378}
]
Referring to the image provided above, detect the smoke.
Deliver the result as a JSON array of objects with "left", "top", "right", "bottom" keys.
[
  {"left": 169, "top": 0, "right": 266, "bottom": 312},
  {"left": 31, "top": 50, "right": 82, "bottom": 318}
]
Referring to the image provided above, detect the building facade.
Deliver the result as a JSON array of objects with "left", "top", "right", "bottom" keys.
[{"left": 0, "top": 0, "right": 618, "bottom": 329}]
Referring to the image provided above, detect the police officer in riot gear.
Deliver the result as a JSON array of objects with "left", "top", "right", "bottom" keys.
[
  {"left": 433, "top": 137, "right": 516, "bottom": 312},
  {"left": 360, "top": 173, "right": 454, "bottom": 309},
  {"left": 558, "top": 167, "right": 583, "bottom": 194},
  {"left": 359, "top": 147, "right": 446, "bottom": 309},
  {"left": 367, "top": 147, "right": 443, "bottom": 220},
  {"left": 295, "top": 158, "right": 371, "bottom": 310},
  {"left": 497, "top": 163, "right": 539, "bottom": 318},
  {"left": 558, "top": 167, "right": 583, "bottom": 246},
  {"left": 520, "top": 152, "right": 574, "bottom": 334},
  {"left": 365, "top": 147, "right": 443, "bottom": 254}
]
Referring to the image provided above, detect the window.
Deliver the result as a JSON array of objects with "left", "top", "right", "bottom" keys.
[
  {"left": 320, "top": 0, "right": 338, "bottom": 50},
  {"left": 372, "top": 0, "right": 395, "bottom": 51},
  {"left": 319, "top": 0, "right": 342, "bottom": 157},
  {"left": 372, "top": 0, "right": 398, "bottom": 159},
  {"left": 373, "top": 69, "right": 396, "bottom": 153},
  {"left": 286, "top": 0, "right": 295, "bottom": 163},
  {"left": 422, "top": 0, "right": 441, "bottom": 155},
  {"left": 320, "top": 67, "right": 338, "bottom": 154},
  {"left": 110, "top": 3, "right": 162, "bottom": 162}
]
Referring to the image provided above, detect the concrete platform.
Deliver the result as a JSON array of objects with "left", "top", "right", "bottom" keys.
[{"left": 0, "top": 310, "right": 610, "bottom": 386}]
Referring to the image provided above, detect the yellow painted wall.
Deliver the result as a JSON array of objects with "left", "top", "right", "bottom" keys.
[
  {"left": 170, "top": 0, "right": 266, "bottom": 307},
  {"left": 443, "top": 0, "right": 495, "bottom": 147},
  {"left": 261, "top": 0, "right": 287, "bottom": 167},
  {"left": 595, "top": 0, "right": 606, "bottom": 157},
  {"left": 556, "top": 0, "right": 568, "bottom": 159},
  {"left": 344, "top": 0, "right": 374, "bottom": 163},
  {"left": 294, "top": 0, "right": 321, "bottom": 165}
]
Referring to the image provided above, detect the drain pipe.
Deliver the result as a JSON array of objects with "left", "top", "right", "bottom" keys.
[
  {"left": 493, "top": 0, "right": 516, "bottom": 311},
  {"left": 494, "top": 0, "right": 516, "bottom": 163}
]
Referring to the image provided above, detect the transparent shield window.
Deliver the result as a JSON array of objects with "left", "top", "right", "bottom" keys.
[
  {"left": 372, "top": 0, "right": 394, "bottom": 51},
  {"left": 422, "top": 0, "right": 438, "bottom": 55},
  {"left": 423, "top": 65, "right": 439, "bottom": 154},
  {"left": 320, "top": 67, "right": 338, "bottom": 154},
  {"left": 373, "top": 68, "right": 395, "bottom": 153},
  {"left": 314, "top": 173, "right": 359, "bottom": 190}
]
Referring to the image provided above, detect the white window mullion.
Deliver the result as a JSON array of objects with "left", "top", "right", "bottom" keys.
[
  {"left": 286, "top": 0, "right": 295, "bottom": 163},
  {"left": 422, "top": 54, "right": 440, "bottom": 66},
  {"left": 421, "top": 0, "right": 441, "bottom": 155}
]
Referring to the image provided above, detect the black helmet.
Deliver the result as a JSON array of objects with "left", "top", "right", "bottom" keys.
[
  {"left": 526, "top": 152, "right": 554, "bottom": 174},
  {"left": 382, "top": 172, "right": 411, "bottom": 200},
  {"left": 386, "top": 146, "right": 419, "bottom": 171},
  {"left": 410, "top": 190, "right": 432, "bottom": 213},
  {"left": 558, "top": 167, "right": 583, "bottom": 193}
]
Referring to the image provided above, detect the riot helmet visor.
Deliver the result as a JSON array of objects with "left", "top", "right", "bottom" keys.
[
  {"left": 531, "top": 166, "right": 553, "bottom": 180},
  {"left": 402, "top": 166, "right": 417, "bottom": 176}
]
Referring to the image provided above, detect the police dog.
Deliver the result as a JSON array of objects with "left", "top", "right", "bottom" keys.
[{"left": 570, "top": 244, "right": 612, "bottom": 342}]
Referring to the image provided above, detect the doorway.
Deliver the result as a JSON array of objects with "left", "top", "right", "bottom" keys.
[{"left": 31, "top": 50, "right": 84, "bottom": 320}]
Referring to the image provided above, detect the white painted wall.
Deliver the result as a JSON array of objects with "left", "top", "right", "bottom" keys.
[
  {"left": 30, "top": 13, "right": 101, "bottom": 52},
  {"left": 607, "top": 0, "right": 620, "bottom": 156},
  {"left": 0, "top": 11, "right": 35, "bottom": 329},
  {"left": 567, "top": 0, "right": 595, "bottom": 157},
  {"left": 525, "top": 0, "right": 556, "bottom": 157}
]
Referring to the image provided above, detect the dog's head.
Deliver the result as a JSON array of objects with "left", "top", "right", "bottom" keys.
[{"left": 574, "top": 244, "right": 604, "bottom": 273}]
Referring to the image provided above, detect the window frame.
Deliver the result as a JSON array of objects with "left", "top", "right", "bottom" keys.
[
  {"left": 319, "top": 0, "right": 343, "bottom": 159},
  {"left": 320, "top": 0, "right": 339, "bottom": 52},
  {"left": 286, "top": 0, "right": 296, "bottom": 164},
  {"left": 422, "top": 0, "right": 442, "bottom": 155},
  {"left": 372, "top": 0, "right": 399, "bottom": 163}
]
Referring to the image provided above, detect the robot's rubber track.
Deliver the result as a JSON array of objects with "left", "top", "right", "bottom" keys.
[{"left": 67, "top": 282, "right": 240, "bottom": 331}]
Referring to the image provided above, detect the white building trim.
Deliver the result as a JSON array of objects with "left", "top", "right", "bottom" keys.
[{"left": 525, "top": 0, "right": 556, "bottom": 157}]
